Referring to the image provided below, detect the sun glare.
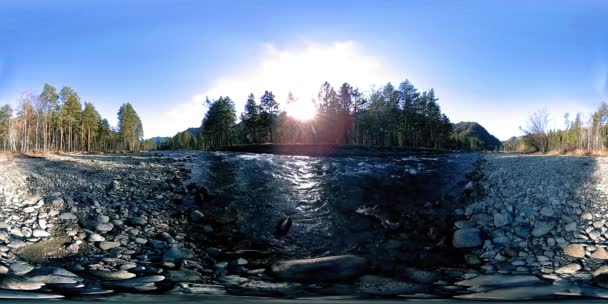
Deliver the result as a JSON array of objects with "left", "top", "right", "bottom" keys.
[{"left": 286, "top": 99, "right": 317, "bottom": 121}]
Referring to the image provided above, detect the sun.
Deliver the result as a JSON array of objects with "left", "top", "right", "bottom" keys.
[{"left": 286, "top": 99, "right": 317, "bottom": 121}]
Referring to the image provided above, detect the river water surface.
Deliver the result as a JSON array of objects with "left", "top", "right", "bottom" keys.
[{"left": 169, "top": 151, "right": 480, "bottom": 269}]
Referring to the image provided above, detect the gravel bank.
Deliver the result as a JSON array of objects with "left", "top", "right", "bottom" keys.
[{"left": 4, "top": 151, "right": 608, "bottom": 300}]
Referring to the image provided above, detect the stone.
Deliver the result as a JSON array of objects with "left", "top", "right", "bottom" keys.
[
  {"left": 464, "top": 254, "right": 482, "bottom": 265},
  {"left": 401, "top": 268, "right": 440, "bottom": 284},
  {"left": 128, "top": 217, "right": 147, "bottom": 226},
  {"left": 27, "top": 267, "right": 82, "bottom": 284},
  {"left": 269, "top": 255, "right": 368, "bottom": 282},
  {"left": 452, "top": 228, "right": 482, "bottom": 248},
  {"left": 455, "top": 274, "right": 543, "bottom": 288},
  {"left": 9, "top": 262, "right": 34, "bottom": 276},
  {"left": 532, "top": 221, "right": 556, "bottom": 237},
  {"left": 591, "top": 247, "right": 608, "bottom": 260},
  {"left": 101, "top": 275, "right": 164, "bottom": 291},
  {"left": 494, "top": 213, "right": 512, "bottom": 227},
  {"left": 96, "top": 215, "right": 110, "bottom": 223},
  {"left": 455, "top": 284, "right": 574, "bottom": 301},
  {"left": 59, "top": 213, "right": 77, "bottom": 221},
  {"left": 0, "top": 277, "right": 44, "bottom": 291},
  {"left": 232, "top": 281, "right": 305, "bottom": 298},
  {"left": 32, "top": 229, "right": 50, "bottom": 237},
  {"left": 513, "top": 224, "right": 532, "bottom": 238},
  {"left": 190, "top": 210, "right": 205, "bottom": 222},
  {"left": 88, "top": 233, "right": 105, "bottom": 242},
  {"left": 166, "top": 270, "right": 202, "bottom": 283},
  {"left": 539, "top": 207, "right": 555, "bottom": 217},
  {"left": 95, "top": 222, "right": 113, "bottom": 232},
  {"left": 555, "top": 263, "right": 581, "bottom": 274},
  {"left": 0, "top": 290, "right": 63, "bottom": 299},
  {"left": 88, "top": 270, "right": 136, "bottom": 280},
  {"left": 98, "top": 241, "right": 120, "bottom": 250},
  {"left": 564, "top": 244, "right": 586, "bottom": 258},
  {"left": 593, "top": 265, "right": 608, "bottom": 277},
  {"left": 564, "top": 222, "right": 577, "bottom": 232},
  {"left": 163, "top": 245, "right": 194, "bottom": 262},
  {"left": 359, "top": 275, "right": 428, "bottom": 296}
]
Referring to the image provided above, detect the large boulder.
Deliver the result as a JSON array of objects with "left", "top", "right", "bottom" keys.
[
  {"left": 268, "top": 255, "right": 368, "bottom": 282},
  {"left": 453, "top": 228, "right": 482, "bottom": 248}
]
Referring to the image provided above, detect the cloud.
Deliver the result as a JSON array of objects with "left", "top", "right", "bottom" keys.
[
  {"left": 202, "top": 41, "right": 396, "bottom": 106},
  {"left": 144, "top": 40, "right": 397, "bottom": 137}
]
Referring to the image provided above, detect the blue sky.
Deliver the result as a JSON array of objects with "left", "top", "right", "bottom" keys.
[{"left": 1, "top": 0, "right": 607, "bottom": 140}]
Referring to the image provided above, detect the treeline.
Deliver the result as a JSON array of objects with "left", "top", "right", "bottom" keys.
[
  {"left": 504, "top": 103, "right": 608, "bottom": 153},
  {"left": 0, "top": 83, "right": 146, "bottom": 152},
  {"left": 162, "top": 80, "right": 493, "bottom": 151}
]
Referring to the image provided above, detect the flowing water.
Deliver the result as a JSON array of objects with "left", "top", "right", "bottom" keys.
[{"left": 168, "top": 151, "right": 480, "bottom": 268}]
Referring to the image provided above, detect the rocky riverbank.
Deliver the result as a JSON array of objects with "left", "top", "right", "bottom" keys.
[
  {"left": 3, "top": 151, "right": 608, "bottom": 300},
  {"left": 449, "top": 153, "right": 608, "bottom": 300}
]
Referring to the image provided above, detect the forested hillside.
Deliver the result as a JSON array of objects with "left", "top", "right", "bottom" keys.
[
  {"left": 0, "top": 83, "right": 150, "bottom": 152},
  {"left": 451, "top": 122, "right": 502, "bottom": 150}
]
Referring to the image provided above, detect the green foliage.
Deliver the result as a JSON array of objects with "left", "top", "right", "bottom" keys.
[
  {"left": 118, "top": 103, "right": 144, "bottom": 151},
  {"left": 201, "top": 96, "right": 237, "bottom": 149},
  {"left": 451, "top": 122, "right": 501, "bottom": 150}
]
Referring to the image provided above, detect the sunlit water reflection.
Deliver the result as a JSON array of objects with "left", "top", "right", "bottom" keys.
[{"left": 166, "top": 151, "right": 479, "bottom": 267}]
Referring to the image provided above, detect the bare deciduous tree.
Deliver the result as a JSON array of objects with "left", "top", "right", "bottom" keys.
[{"left": 520, "top": 109, "right": 550, "bottom": 153}]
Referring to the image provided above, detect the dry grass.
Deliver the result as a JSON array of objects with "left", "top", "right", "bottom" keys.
[
  {"left": 546, "top": 148, "right": 608, "bottom": 157},
  {"left": 16, "top": 236, "right": 80, "bottom": 263}
]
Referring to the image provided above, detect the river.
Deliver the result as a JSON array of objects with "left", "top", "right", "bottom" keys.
[{"left": 161, "top": 151, "right": 480, "bottom": 271}]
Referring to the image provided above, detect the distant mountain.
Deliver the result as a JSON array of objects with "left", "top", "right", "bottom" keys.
[
  {"left": 452, "top": 121, "right": 501, "bottom": 150},
  {"left": 148, "top": 136, "right": 170, "bottom": 144},
  {"left": 183, "top": 127, "right": 201, "bottom": 138}
]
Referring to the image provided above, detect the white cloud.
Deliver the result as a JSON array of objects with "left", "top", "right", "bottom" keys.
[
  {"left": 144, "top": 41, "right": 398, "bottom": 137},
  {"left": 202, "top": 41, "right": 397, "bottom": 107}
]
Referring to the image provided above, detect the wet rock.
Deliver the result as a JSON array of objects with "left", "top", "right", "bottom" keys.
[
  {"left": 88, "top": 270, "right": 136, "bottom": 281},
  {"left": 27, "top": 267, "right": 82, "bottom": 284},
  {"left": 229, "top": 281, "right": 304, "bottom": 298},
  {"left": 564, "top": 222, "right": 577, "bottom": 232},
  {"left": 166, "top": 269, "right": 202, "bottom": 283},
  {"left": 359, "top": 275, "right": 428, "bottom": 296},
  {"left": 218, "top": 275, "right": 249, "bottom": 285},
  {"left": 400, "top": 268, "right": 440, "bottom": 284},
  {"left": 0, "top": 290, "right": 63, "bottom": 299},
  {"left": 455, "top": 283, "right": 578, "bottom": 301},
  {"left": 0, "top": 276, "right": 45, "bottom": 290},
  {"left": 162, "top": 245, "right": 194, "bottom": 262},
  {"left": 455, "top": 274, "right": 544, "bottom": 289},
  {"left": 532, "top": 221, "right": 556, "bottom": 237},
  {"left": 190, "top": 210, "right": 205, "bottom": 222},
  {"left": 275, "top": 217, "right": 293, "bottom": 237},
  {"left": 9, "top": 262, "right": 34, "bottom": 276},
  {"left": 128, "top": 217, "right": 147, "bottom": 226},
  {"left": 102, "top": 275, "right": 164, "bottom": 291},
  {"left": 494, "top": 213, "right": 512, "bottom": 227},
  {"left": 452, "top": 228, "right": 482, "bottom": 248},
  {"left": 540, "top": 207, "right": 555, "bottom": 217},
  {"left": 269, "top": 255, "right": 368, "bottom": 282}
]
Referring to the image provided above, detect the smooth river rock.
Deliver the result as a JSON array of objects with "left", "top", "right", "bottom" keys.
[
  {"left": 269, "top": 255, "right": 368, "bottom": 282},
  {"left": 452, "top": 228, "right": 482, "bottom": 248}
]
